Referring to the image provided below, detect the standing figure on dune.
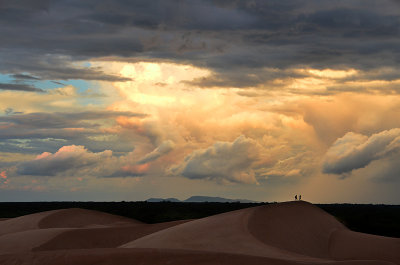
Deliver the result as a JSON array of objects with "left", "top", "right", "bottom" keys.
[
  {"left": 295, "top": 195, "right": 297, "bottom": 200},
  {"left": 299, "top": 195, "right": 302, "bottom": 200}
]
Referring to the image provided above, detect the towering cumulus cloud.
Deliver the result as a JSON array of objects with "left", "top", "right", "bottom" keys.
[
  {"left": 323, "top": 128, "right": 400, "bottom": 175},
  {"left": 172, "top": 136, "right": 259, "bottom": 184}
]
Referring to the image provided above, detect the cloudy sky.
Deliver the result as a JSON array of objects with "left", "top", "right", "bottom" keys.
[{"left": 1, "top": 0, "right": 400, "bottom": 203}]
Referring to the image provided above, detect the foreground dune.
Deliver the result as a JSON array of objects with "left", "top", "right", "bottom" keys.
[
  {"left": 0, "top": 208, "right": 140, "bottom": 237},
  {"left": 0, "top": 202, "right": 398, "bottom": 265}
]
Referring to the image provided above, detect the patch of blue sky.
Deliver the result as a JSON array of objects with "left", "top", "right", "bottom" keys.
[
  {"left": 1, "top": 72, "right": 92, "bottom": 92},
  {"left": 67, "top": 79, "right": 90, "bottom": 93},
  {"left": 82, "top": 62, "right": 92, "bottom": 68},
  {"left": 34, "top": 80, "right": 64, "bottom": 90},
  {"left": 1, "top": 72, "right": 105, "bottom": 106},
  {"left": 34, "top": 79, "right": 91, "bottom": 92},
  {"left": 0, "top": 73, "right": 13, "bottom": 83}
]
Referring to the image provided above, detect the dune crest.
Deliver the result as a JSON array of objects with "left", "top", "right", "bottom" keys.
[
  {"left": 0, "top": 210, "right": 56, "bottom": 237},
  {"left": 0, "top": 208, "right": 140, "bottom": 238},
  {"left": 38, "top": 208, "right": 142, "bottom": 228}
]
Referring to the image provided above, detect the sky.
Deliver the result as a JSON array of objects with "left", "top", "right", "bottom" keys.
[{"left": 1, "top": 0, "right": 400, "bottom": 203}]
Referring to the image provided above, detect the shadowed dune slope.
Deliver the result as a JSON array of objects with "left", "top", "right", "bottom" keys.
[
  {"left": 34, "top": 220, "right": 190, "bottom": 251},
  {"left": 330, "top": 229, "right": 400, "bottom": 264},
  {"left": 0, "top": 228, "right": 72, "bottom": 254}
]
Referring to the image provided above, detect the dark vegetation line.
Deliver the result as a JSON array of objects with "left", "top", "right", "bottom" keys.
[
  {"left": 0, "top": 202, "right": 399, "bottom": 238},
  {"left": 318, "top": 204, "right": 400, "bottom": 238}
]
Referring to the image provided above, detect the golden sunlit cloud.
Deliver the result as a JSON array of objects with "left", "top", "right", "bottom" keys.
[
  {"left": 82, "top": 60, "right": 326, "bottom": 186},
  {"left": 306, "top": 68, "right": 358, "bottom": 79},
  {"left": 2, "top": 59, "right": 400, "bottom": 202}
]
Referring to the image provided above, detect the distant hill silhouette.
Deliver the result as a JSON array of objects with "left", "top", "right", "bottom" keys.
[
  {"left": 146, "top": 198, "right": 181, "bottom": 202},
  {"left": 146, "top": 196, "right": 258, "bottom": 203}
]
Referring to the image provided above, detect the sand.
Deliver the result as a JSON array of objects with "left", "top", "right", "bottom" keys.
[{"left": 0, "top": 201, "right": 398, "bottom": 265}]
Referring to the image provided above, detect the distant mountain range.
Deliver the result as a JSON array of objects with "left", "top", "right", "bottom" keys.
[
  {"left": 146, "top": 196, "right": 258, "bottom": 203},
  {"left": 146, "top": 197, "right": 181, "bottom": 202}
]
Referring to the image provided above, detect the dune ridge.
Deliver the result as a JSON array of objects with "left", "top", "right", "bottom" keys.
[{"left": 0, "top": 201, "right": 398, "bottom": 265}]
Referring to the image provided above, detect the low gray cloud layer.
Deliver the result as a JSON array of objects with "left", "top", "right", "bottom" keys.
[
  {"left": 323, "top": 128, "right": 400, "bottom": 175},
  {"left": 0, "top": 83, "right": 44, "bottom": 92},
  {"left": 0, "top": 53, "right": 132, "bottom": 82},
  {"left": 0, "top": 110, "right": 146, "bottom": 154},
  {"left": 0, "top": 111, "right": 145, "bottom": 130}
]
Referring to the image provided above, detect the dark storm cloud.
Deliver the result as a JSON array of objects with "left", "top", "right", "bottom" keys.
[
  {"left": 186, "top": 67, "right": 307, "bottom": 88},
  {"left": 0, "top": 83, "right": 44, "bottom": 92},
  {"left": 1, "top": 0, "right": 400, "bottom": 87},
  {"left": 0, "top": 53, "right": 131, "bottom": 82}
]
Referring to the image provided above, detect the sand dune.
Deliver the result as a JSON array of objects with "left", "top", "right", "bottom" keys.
[
  {"left": 0, "top": 210, "right": 56, "bottom": 237},
  {"left": 0, "top": 228, "right": 72, "bottom": 254},
  {"left": 0, "top": 202, "right": 398, "bottom": 265},
  {"left": 330, "top": 229, "right": 400, "bottom": 264},
  {"left": 38, "top": 208, "right": 142, "bottom": 228},
  {"left": 0, "top": 208, "right": 140, "bottom": 237},
  {"left": 0, "top": 248, "right": 394, "bottom": 265},
  {"left": 121, "top": 201, "right": 399, "bottom": 264},
  {"left": 248, "top": 201, "right": 346, "bottom": 258},
  {"left": 35, "top": 220, "right": 190, "bottom": 251}
]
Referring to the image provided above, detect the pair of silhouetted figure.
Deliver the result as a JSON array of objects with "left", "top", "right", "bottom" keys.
[{"left": 295, "top": 195, "right": 302, "bottom": 201}]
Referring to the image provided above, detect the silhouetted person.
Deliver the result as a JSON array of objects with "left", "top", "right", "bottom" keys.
[
  {"left": 299, "top": 195, "right": 301, "bottom": 200},
  {"left": 295, "top": 195, "right": 297, "bottom": 200}
]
